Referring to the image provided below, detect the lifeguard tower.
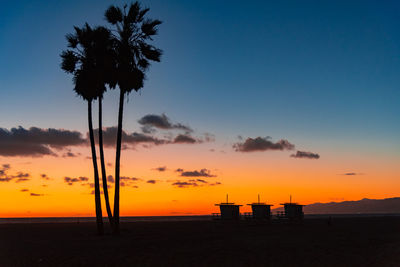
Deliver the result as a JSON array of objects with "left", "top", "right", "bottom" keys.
[
  {"left": 246, "top": 195, "right": 273, "bottom": 220},
  {"left": 214, "top": 195, "right": 242, "bottom": 220},
  {"left": 280, "top": 195, "right": 304, "bottom": 221}
]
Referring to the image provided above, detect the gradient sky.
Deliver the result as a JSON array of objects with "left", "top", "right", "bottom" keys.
[{"left": 0, "top": 0, "right": 399, "bottom": 217}]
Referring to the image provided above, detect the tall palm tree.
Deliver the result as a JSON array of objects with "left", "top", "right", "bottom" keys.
[
  {"left": 105, "top": 2, "right": 162, "bottom": 234},
  {"left": 60, "top": 24, "right": 114, "bottom": 234}
]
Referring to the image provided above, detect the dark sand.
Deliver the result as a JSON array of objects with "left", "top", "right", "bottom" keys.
[{"left": 1, "top": 216, "right": 400, "bottom": 266}]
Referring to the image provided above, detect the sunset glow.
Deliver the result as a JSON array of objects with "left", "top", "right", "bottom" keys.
[{"left": 1, "top": 0, "right": 399, "bottom": 218}]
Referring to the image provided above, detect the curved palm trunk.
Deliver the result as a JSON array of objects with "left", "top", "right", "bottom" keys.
[
  {"left": 88, "top": 100, "right": 104, "bottom": 235},
  {"left": 98, "top": 97, "right": 114, "bottom": 227},
  {"left": 113, "top": 89, "right": 125, "bottom": 234}
]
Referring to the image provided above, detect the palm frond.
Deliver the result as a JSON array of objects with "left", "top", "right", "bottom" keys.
[
  {"left": 105, "top": 6, "right": 123, "bottom": 24},
  {"left": 60, "top": 50, "right": 78, "bottom": 73},
  {"left": 140, "top": 43, "right": 162, "bottom": 62},
  {"left": 127, "top": 2, "right": 141, "bottom": 23},
  {"left": 137, "top": 8, "right": 150, "bottom": 22},
  {"left": 141, "top": 19, "right": 162, "bottom": 37}
]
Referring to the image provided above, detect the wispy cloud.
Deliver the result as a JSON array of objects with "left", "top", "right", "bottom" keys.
[
  {"left": 0, "top": 164, "right": 31, "bottom": 183},
  {"left": 138, "top": 113, "right": 192, "bottom": 133},
  {"left": 176, "top": 168, "right": 216, "bottom": 178},
  {"left": 340, "top": 172, "right": 363, "bottom": 176},
  {"left": 153, "top": 166, "right": 167, "bottom": 172},
  {"left": 30, "top": 193, "right": 44, "bottom": 197},
  {"left": 290, "top": 150, "right": 320, "bottom": 159},
  {"left": 64, "top": 176, "right": 89, "bottom": 185}
]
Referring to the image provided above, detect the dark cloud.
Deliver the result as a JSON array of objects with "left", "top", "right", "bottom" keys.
[
  {"left": 138, "top": 114, "right": 192, "bottom": 133},
  {"left": 189, "top": 179, "right": 207, "bottom": 184},
  {"left": 30, "top": 193, "right": 44, "bottom": 197},
  {"left": 64, "top": 176, "right": 89, "bottom": 185},
  {"left": 0, "top": 127, "right": 87, "bottom": 157},
  {"left": 175, "top": 168, "right": 184, "bottom": 173},
  {"left": 20, "top": 189, "right": 29, "bottom": 192},
  {"left": 93, "top": 127, "right": 168, "bottom": 148},
  {"left": 171, "top": 179, "right": 221, "bottom": 188},
  {"left": 0, "top": 164, "right": 11, "bottom": 178},
  {"left": 173, "top": 134, "right": 197, "bottom": 144},
  {"left": 153, "top": 166, "right": 166, "bottom": 172},
  {"left": 146, "top": 179, "right": 157, "bottom": 184},
  {"left": 290, "top": 150, "right": 320, "bottom": 159},
  {"left": 119, "top": 176, "right": 141, "bottom": 188},
  {"left": 172, "top": 181, "right": 199, "bottom": 188},
  {"left": 15, "top": 177, "right": 30, "bottom": 183},
  {"left": 0, "top": 165, "right": 30, "bottom": 183},
  {"left": 180, "top": 169, "right": 216, "bottom": 178},
  {"left": 62, "top": 151, "right": 80, "bottom": 158},
  {"left": 107, "top": 175, "right": 115, "bottom": 183},
  {"left": 234, "top": 136, "right": 295, "bottom": 152},
  {"left": 341, "top": 172, "right": 363, "bottom": 176},
  {"left": 40, "top": 174, "right": 51, "bottom": 180}
]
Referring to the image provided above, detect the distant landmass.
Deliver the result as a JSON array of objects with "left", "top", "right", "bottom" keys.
[{"left": 274, "top": 197, "right": 400, "bottom": 214}]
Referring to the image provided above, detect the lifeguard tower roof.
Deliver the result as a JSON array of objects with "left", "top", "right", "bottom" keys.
[
  {"left": 280, "top": 202, "right": 304, "bottom": 206},
  {"left": 246, "top": 195, "right": 273, "bottom": 206},
  {"left": 215, "top": 202, "right": 242, "bottom": 206}
]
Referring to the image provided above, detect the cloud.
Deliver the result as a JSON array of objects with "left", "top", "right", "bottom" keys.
[
  {"left": 15, "top": 177, "right": 30, "bottom": 183},
  {"left": 153, "top": 166, "right": 166, "bottom": 172},
  {"left": 340, "top": 172, "right": 363, "bottom": 176},
  {"left": 173, "top": 134, "right": 197, "bottom": 144},
  {"left": 62, "top": 151, "right": 80, "bottom": 158},
  {"left": 119, "top": 176, "right": 141, "bottom": 188},
  {"left": 175, "top": 168, "right": 184, "bottom": 172},
  {"left": 20, "top": 189, "right": 29, "bottom": 192},
  {"left": 120, "top": 176, "right": 140, "bottom": 181},
  {"left": 30, "top": 193, "right": 44, "bottom": 196},
  {"left": 40, "top": 174, "right": 51, "bottom": 180},
  {"left": 180, "top": 169, "right": 216, "bottom": 178},
  {"left": 93, "top": 127, "right": 168, "bottom": 148},
  {"left": 107, "top": 175, "right": 115, "bottom": 183},
  {"left": 146, "top": 179, "right": 157, "bottom": 184},
  {"left": 172, "top": 181, "right": 199, "bottom": 188},
  {"left": 0, "top": 127, "right": 87, "bottom": 157},
  {"left": 64, "top": 176, "right": 89, "bottom": 185},
  {"left": 0, "top": 165, "right": 30, "bottom": 183},
  {"left": 171, "top": 179, "right": 221, "bottom": 188},
  {"left": 138, "top": 114, "right": 192, "bottom": 133},
  {"left": 290, "top": 150, "right": 320, "bottom": 159},
  {"left": 234, "top": 136, "right": 295, "bottom": 152},
  {"left": 190, "top": 179, "right": 207, "bottom": 183}
]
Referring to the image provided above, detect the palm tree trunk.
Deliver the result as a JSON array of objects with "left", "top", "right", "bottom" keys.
[
  {"left": 113, "top": 89, "right": 125, "bottom": 234},
  {"left": 98, "top": 97, "right": 114, "bottom": 227},
  {"left": 88, "top": 100, "right": 104, "bottom": 235}
]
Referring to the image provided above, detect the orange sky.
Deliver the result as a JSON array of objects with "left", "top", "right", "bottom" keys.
[{"left": 1, "top": 141, "right": 399, "bottom": 218}]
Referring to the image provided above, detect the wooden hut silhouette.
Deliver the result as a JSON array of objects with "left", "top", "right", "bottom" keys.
[
  {"left": 246, "top": 195, "right": 273, "bottom": 220},
  {"left": 214, "top": 195, "right": 242, "bottom": 220},
  {"left": 280, "top": 195, "right": 304, "bottom": 220}
]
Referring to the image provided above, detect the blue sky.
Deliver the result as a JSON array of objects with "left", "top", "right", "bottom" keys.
[{"left": 0, "top": 0, "right": 399, "bottom": 156}]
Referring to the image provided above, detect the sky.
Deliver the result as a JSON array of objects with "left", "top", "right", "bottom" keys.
[{"left": 0, "top": 0, "right": 399, "bottom": 217}]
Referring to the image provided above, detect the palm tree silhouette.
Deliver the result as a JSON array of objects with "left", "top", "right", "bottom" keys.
[
  {"left": 105, "top": 2, "right": 162, "bottom": 234},
  {"left": 60, "top": 24, "right": 115, "bottom": 234}
]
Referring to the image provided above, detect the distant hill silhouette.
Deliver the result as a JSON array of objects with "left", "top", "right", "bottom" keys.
[{"left": 273, "top": 197, "right": 400, "bottom": 214}]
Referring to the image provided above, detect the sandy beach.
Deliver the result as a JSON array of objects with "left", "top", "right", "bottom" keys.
[{"left": 1, "top": 216, "right": 400, "bottom": 266}]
